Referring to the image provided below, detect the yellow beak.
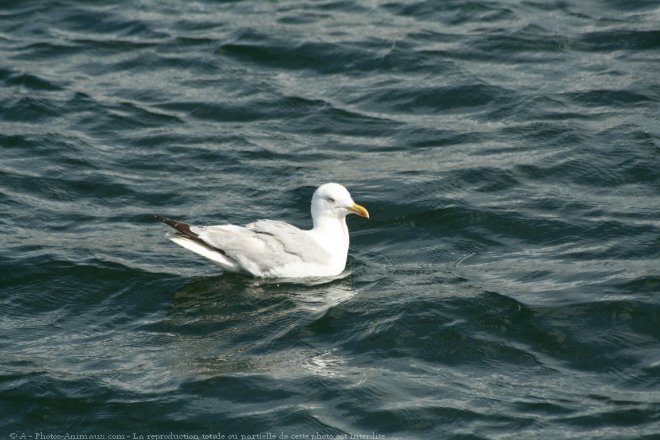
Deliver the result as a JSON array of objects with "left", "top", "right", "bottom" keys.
[{"left": 348, "top": 202, "right": 369, "bottom": 219}]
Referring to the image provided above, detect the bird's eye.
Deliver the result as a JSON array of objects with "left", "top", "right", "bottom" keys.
[{"left": 326, "top": 197, "right": 335, "bottom": 203}]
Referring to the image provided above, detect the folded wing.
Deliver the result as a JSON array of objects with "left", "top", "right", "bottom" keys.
[
  {"left": 194, "top": 219, "right": 331, "bottom": 275},
  {"left": 157, "top": 215, "right": 332, "bottom": 276}
]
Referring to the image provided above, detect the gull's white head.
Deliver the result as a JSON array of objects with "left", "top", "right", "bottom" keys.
[{"left": 311, "top": 183, "right": 369, "bottom": 224}]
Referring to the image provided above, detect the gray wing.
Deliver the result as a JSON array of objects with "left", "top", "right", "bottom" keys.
[{"left": 192, "top": 219, "right": 331, "bottom": 272}]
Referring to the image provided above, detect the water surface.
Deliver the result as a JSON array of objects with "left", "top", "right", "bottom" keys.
[{"left": 1, "top": 1, "right": 659, "bottom": 438}]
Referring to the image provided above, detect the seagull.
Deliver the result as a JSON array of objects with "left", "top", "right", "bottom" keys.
[{"left": 155, "top": 183, "right": 369, "bottom": 278}]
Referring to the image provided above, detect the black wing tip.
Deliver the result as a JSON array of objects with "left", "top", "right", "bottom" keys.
[
  {"left": 155, "top": 214, "right": 230, "bottom": 258},
  {"left": 154, "top": 215, "right": 198, "bottom": 238},
  {"left": 154, "top": 214, "right": 176, "bottom": 228}
]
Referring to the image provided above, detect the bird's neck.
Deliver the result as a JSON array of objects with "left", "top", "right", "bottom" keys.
[{"left": 311, "top": 216, "right": 349, "bottom": 252}]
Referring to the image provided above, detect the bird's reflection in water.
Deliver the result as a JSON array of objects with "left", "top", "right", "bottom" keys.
[{"left": 162, "top": 273, "right": 357, "bottom": 379}]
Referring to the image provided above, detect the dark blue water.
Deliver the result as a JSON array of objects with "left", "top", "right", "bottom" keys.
[{"left": 2, "top": 1, "right": 659, "bottom": 438}]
